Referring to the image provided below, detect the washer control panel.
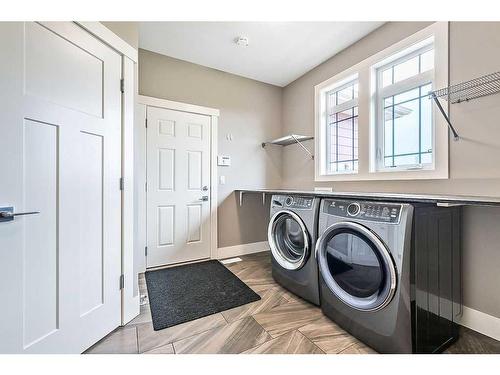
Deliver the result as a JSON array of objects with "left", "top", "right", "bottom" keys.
[
  {"left": 272, "top": 195, "right": 314, "bottom": 209},
  {"left": 324, "top": 199, "right": 402, "bottom": 223}
]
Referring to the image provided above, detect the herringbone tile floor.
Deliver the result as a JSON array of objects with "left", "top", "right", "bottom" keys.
[{"left": 85, "top": 252, "right": 500, "bottom": 354}]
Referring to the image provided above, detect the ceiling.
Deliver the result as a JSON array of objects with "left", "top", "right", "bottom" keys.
[{"left": 139, "top": 22, "right": 384, "bottom": 87}]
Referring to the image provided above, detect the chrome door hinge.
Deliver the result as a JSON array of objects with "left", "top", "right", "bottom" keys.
[
  {"left": 145, "top": 246, "right": 148, "bottom": 256},
  {"left": 120, "top": 177, "right": 124, "bottom": 191},
  {"left": 145, "top": 182, "right": 147, "bottom": 192},
  {"left": 119, "top": 274, "right": 124, "bottom": 290},
  {"left": 120, "top": 78, "right": 125, "bottom": 93}
]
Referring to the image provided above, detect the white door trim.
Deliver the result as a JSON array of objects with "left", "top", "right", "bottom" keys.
[
  {"left": 138, "top": 95, "right": 220, "bottom": 117},
  {"left": 137, "top": 95, "right": 220, "bottom": 265},
  {"left": 76, "top": 22, "right": 138, "bottom": 63}
]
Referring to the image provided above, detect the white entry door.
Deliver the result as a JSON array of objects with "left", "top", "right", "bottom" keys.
[
  {"left": 147, "top": 106, "right": 212, "bottom": 268},
  {"left": 0, "top": 22, "right": 122, "bottom": 353}
]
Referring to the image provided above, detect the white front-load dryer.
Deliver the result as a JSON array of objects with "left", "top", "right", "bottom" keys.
[{"left": 268, "top": 194, "right": 320, "bottom": 305}]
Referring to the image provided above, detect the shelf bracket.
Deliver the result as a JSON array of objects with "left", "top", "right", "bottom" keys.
[
  {"left": 290, "top": 135, "right": 314, "bottom": 159},
  {"left": 432, "top": 94, "right": 460, "bottom": 141}
]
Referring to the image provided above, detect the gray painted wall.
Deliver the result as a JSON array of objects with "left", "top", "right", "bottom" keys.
[
  {"left": 108, "top": 21, "right": 500, "bottom": 319},
  {"left": 101, "top": 22, "right": 139, "bottom": 50},
  {"left": 281, "top": 22, "right": 500, "bottom": 318},
  {"left": 138, "top": 49, "right": 283, "bottom": 248}
]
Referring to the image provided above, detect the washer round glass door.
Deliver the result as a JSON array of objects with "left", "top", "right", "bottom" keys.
[
  {"left": 268, "top": 210, "right": 310, "bottom": 270},
  {"left": 316, "top": 222, "right": 397, "bottom": 311}
]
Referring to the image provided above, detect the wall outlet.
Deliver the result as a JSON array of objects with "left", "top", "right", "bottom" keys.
[{"left": 219, "top": 175, "right": 226, "bottom": 185}]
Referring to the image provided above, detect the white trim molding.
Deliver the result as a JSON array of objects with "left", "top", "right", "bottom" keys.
[
  {"left": 218, "top": 241, "right": 270, "bottom": 260},
  {"left": 138, "top": 95, "right": 220, "bottom": 117},
  {"left": 459, "top": 306, "right": 500, "bottom": 342},
  {"left": 76, "top": 22, "right": 138, "bottom": 62}
]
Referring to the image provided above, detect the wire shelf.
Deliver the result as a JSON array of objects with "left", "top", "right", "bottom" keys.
[
  {"left": 262, "top": 134, "right": 314, "bottom": 159},
  {"left": 432, "top": 71, "right": 500, "bottom": 104}
]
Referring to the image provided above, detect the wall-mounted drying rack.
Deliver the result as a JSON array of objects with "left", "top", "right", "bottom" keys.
[
  {"left": 430, "top": 71, "right": 500, "bottom": 141},
  {"left": 262, "top": 134, "right": 314, "bottom": 159}
]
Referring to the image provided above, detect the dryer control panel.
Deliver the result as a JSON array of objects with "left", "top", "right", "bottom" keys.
[
  {"left": 323, "top": 199, "right": 402, "bottom": 223},
  {"left": 272, "top": 195, "right": 314, "bottom": 209}
]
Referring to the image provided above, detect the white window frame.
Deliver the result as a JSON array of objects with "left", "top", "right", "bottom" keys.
[
  {"left": 314, "top": 22, "right": 449, "bottom": 182},
  {"left": 374, "top": 40, "right": 435, "bottom": 172},
  {"left": 324, "top": 77, "right": 359, "bottom": 175}
]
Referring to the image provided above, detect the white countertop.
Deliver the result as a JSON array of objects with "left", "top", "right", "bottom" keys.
[{"left": 236, "top": 188, "right": 500, "bottom": 206}]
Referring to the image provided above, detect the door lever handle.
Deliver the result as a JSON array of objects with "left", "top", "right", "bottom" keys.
[
  {"left": 198, "top": 196, "right": 209, "bottom": 202},
  {"left": 0, "top": 207, "right": 40, "bottom": 222}
]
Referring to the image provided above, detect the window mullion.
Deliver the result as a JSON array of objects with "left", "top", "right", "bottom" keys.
[{"left": 330, "top": 98, "right": 358, "bottom": 115}]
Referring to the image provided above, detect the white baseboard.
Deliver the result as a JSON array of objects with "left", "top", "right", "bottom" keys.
[
  {"left": 217, "top": 241, "right": 270, "bottom": 260},
  {"left": 458, "top": 306, "right": 500, "bottom": 341}
]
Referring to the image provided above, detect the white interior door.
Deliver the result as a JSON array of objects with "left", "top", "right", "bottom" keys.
[
  {"left": 147, "top": 106, "right": 211, "bottom": 268},
  {"left": 0, "top": 22, "right": 122, "bottom": 353}
]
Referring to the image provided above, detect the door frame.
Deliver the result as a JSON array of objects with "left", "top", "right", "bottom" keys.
[{"left": 137, "top": 95, "right": 220, "bottom": 271}]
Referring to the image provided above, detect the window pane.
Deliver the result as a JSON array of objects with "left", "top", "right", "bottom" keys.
[
  {"left": 382, "top": 68, "right": 393, "bottom": 88},
  {"left": 420, "top": 49, "right": 434, "bottom": 73},
  {"left": 326, "top": 105, "right": 358, "bottom": 173},
  {"left": 382, "top": 84, "right": 434, "bottom": 168},
  {"left": 394, "top": 87, "right": 419, "bottom": 104},
  {"left": 421, "top": 152, "right": 432, "bottom": 164},
  {"left": 420, "top": 93, "right": 433, "bottom": 156},
  {"left": 393, "top": 55, "right": 419, "bottom": 84},
  {"left": 394, "top": 98, "right": 420, "bottom": 156},
  {"left": 336, "top": 108, "right": 353, "bottom": 121},
  {"left": 421, "top": 83, "right": 432, "bottom": 96},
  {"left": 336, "top": 85, "right": 353, "bottom": 105},
  {"left": 394, "top": 154, "right": 419, "bottom": 166}
]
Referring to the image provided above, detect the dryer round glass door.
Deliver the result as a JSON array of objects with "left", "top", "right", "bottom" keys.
[
  {"left": 316, "top": 222, "right": 397, "bottom": 311},
  {"left": 268, "top": 210, "right": 310, "bottom": 270}
]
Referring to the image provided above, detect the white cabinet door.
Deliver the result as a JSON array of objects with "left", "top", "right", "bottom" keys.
[
  {"left": 0, "top": 22, "right": 122, "bottom": 353},
  {"left": 146, "top": 107, "right": 211, "bottom": 268}
]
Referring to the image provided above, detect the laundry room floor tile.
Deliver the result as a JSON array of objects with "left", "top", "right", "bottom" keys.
[
  {"left": 298, "top": 316, "right": 360, "bottom": 354},
  {"left": 137, "top": 313, "right": 227, "bottom": 353},
  {"left": 222, "top": 287, "right": 289, "bottom": 323},
  {"left": 85, "top": 326, "right": 138, "bottom": 354},
  {"left": 339, "top": 341, "right": 377, "bottom": 354},
  {"left": 242, "top": 330, "right": 324, "bottom": 354},
  {"left": 173, "top": 316, "right": 271, "bottom": 354},
  {"left": 252, "top": 300, "right": 323, "bottom": 338},
  {"left": 93, "top": 253, "right": 500, "bottom": 355},
  {"left": 127, "top": 303, "right": 152, "bottom": 326},
  {"left": 143, "top": 343, "right": 175, "bottom": 354},
  {"left": 445, "top": 326, "right": 500, "bottom": 354}
]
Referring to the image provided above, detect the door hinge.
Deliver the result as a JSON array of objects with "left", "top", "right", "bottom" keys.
[
  {"left": 145, "top": 118, "right": 148, "bottom": 128},
  {"left": 119, "top": 274, "right": 124, "bottom": 290},
  {"left": 145, "top": 246, "right": 148, "bottom": 256},
  {"left": 145, "top": 181, "right": 148, "bottom": 192},
  {"left": 120, "top": 177, "right": 124, "bottom": 191},
  {"left": 120, "top": 78, "right": 125, "bottom": 93}
]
